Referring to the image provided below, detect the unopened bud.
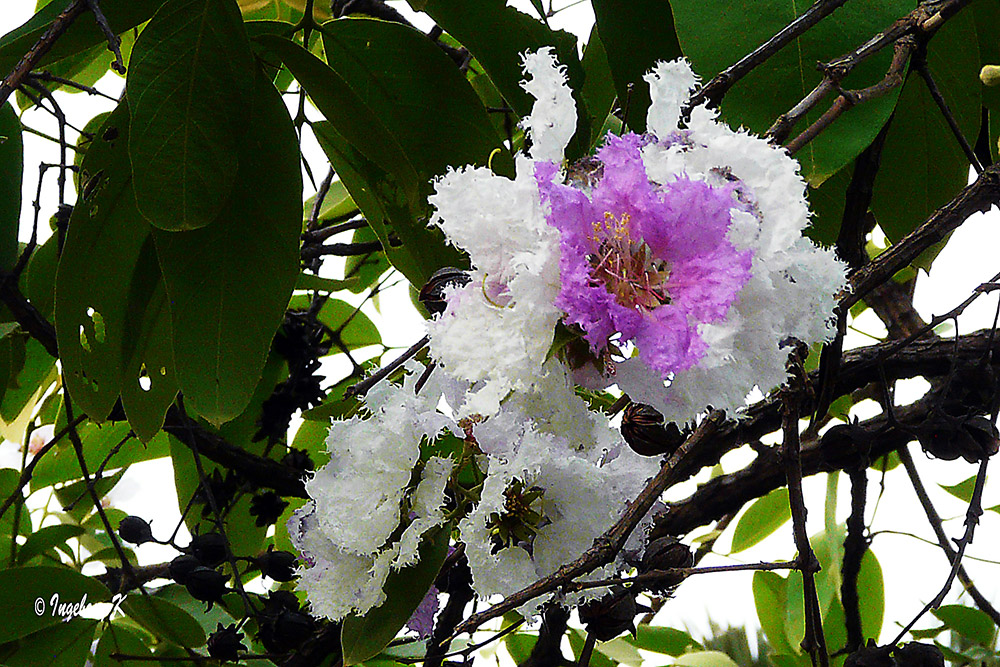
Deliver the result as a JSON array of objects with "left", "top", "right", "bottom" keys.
[{"left": 981, "top": 65, "right": 1000, "bottom": 87}]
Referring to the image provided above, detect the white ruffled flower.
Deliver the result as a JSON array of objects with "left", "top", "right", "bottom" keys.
[
  {"left": 289, "top": 365, "right": 459, "bottom": 620},
  {"left": 458, "top": 386, "right": 661, "bottom": 615},
  {"left": 427, "top": 47, "right": 575, "bottom": 417}
]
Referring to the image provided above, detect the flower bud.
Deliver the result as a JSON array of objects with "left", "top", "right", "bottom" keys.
[
  {"left": 981, "top": 65, "right": 1000, "bottom": 87},
  {"left": 419, "top": 267, "right": 470, "bottom": 315},
  {"left": 256, "top": 546, "right": 298, "bottom": 582},
  {"left": 620, "top": 402, "right": 685, "bottom": 457},
  {"left": 184, "top": 567, "right": 229, "bottom": 606},
  {"left": 190, "top": 532, "right": 228, "bottom": 567},
  {"left": 118, "top": 516, "right": 154, "bottom": 545},
  {"left": 168, "top": 554, "right": 201, "bottom": 585}
]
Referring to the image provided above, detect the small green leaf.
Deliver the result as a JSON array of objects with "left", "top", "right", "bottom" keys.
[
  {"left": 16, "top": 524, "right": 85, "bottom": 565},
  {"left": 0, "top": 566, "right": 110, "bottom": 643},
  {"left": 932, "top": 605, "right": 998, "bottom": 647},
  {"left": 289, "top": 296, "right": 381, "bottom": 351},
  {"left": 730, "top": 487, "right": 791, "bottom": 553},
  {"left": 567, "top": 628, "right": 616, "bottom": 667},
  {"left": 940, "top": 474, "right": 979, "bottom": 503},
  {"left": 302, "top": 178, "right": 357, "bottom": 223},
  {"left": 504, "top": 632, "right": 537, "bottom": 664},
  {"left": 295, "top": 272, "right": 360, "bottom": 293},
  {"left": 127, "top": 0, "right": 255, "bottom": 231},
  {"left": 93, "top": 623, "right": 155, "bottom": 667},
  {"left": 674, "top": 651, "right": 741, "bottom": 667},
  {"left": 121, "top": 594, "right": 207, "bottom": 647},
  {"left": 340, "top": 525, "right": 451, "bottom": 665},
  {"left": 627, "top": 625, "right": 701, "bottom": 656},
  {"left": 858, "top": 549, "right": 885, "bottom": 641},
  {"left": 753, "top": 570, "right": 795, "bottom": 655}
]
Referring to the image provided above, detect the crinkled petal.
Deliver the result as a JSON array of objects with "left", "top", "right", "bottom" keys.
[
  {"left": 645, "top": 59, "right": 700, "bottom": 138},
  {"left": 521, "top": 48, "right": 577, "bottom": 162}
]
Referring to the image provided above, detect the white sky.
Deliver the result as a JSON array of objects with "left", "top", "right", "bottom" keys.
[{"left": 2, "top": 1, "right": 1000, "bottom": 662}]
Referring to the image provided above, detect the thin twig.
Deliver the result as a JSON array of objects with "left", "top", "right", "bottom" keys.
[
  {"left": 896, "top": 445, "right": 1000, "bottom": 626},
  {"left": 0, "top": 0, "right": 88, "bottom": 105},
  {"left": 686, "top": 0, "right": 852, "bottom": 110},
  {"left": 345, "top": 335, "right": 430, "bottom": 398},
  {"left": 83, "top": 0, "right": 126, "bottom": 73},
  {"left": 913, "top": 55, "right": 983, "bottom": 173}
]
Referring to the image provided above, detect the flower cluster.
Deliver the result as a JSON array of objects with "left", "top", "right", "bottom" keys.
[
  {"left": 290, "top": 48, "right": 847, "bottom": 625},
  {"left": 429, "top": 51, "right": 846, "bottom": 423}
]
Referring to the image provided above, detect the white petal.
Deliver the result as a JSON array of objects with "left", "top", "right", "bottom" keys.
[
  {"left": 644, "top": 59, "right": 700, "bottom": 139},
  {"left": 521, "top": 48, "right": 577, "bottom": 162}
]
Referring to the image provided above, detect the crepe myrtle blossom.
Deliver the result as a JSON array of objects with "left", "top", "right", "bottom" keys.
[
  {"left": 288, "top": 365, "right": 459, "bottom": 621},
  {"left": 459, "top": 387, "right": 662, "bottom": 614},
  {"left": 428, "top": 49, "right": 846, "bottom": 423}
]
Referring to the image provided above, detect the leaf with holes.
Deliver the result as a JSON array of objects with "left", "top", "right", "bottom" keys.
[
  {"left": 127, "top": 0, "right": 255, "bottom": 231},
  {"left": 152, "top": 67, "right": 301, "bottom": 425}
]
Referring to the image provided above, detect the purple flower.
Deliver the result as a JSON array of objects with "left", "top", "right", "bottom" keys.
[
  {"left": 536, "top": 133, "right": 753, "bottom": 376},
  {"left": 405, "top": 585, "right": 440, "bottom": 639}
]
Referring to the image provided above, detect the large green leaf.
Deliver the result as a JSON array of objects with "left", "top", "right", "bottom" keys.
[
  {"left": 127, "top": 0, "right": 255, "bottom": 231},
  {"left": 93, "top": 623, "right": 155, "bottom": 667},
  {"left": 872, "top": 10, "right": 982, "bottom": 243},
  {"left": 858, "top": 549, "right": 885, "bottom": 641},
  {"left": 152, "top": 67, "right": 301, "bottom": 425},
  {"left": 671, "top": 0, "right": 912, "bottom": 185},
  {"left": 56, "top": 103, "right": 178, "bottom": 425},
  {"left": 16, "top": 524, "right": 85, "bottom": 565},
  {"left": 340, "top": 524, "right": 451, "bottom": 665},
  {"left": 121, "top": 593, "right": 207, "bottom": 647},
  {"left": 590, "top": 0, "right": 682, "bottom": 132},
  {"left": 0, "top": 619, "right": 99, "bottom": 667},
  {"left": 627, "top": 626, "right": 701, "bottom": 656},
  {"left": 0, "top": 0, "right": 160, "bottom": 76},
  {"left": 0, "top": 102, "right": 22, "bottom": 273},
  {"left": 0, "top": 566, "right": 110, "bottom": 643},
  {"left": 752, "top": 570, "right": 795, "bottom": 655},
  {"left": 729, "top": 487, "right": 791, "bottom": 553},
  {"left": 403, "top": 0, "right": 590, "bottom": 159},
  {"left": 321, "top": 18, "right": 511, "bottom": 181},
  {"left": 259, "top": 35, "right": 466, "bottom": 287},
  {"left": 580, "top": 26, "right": 618, "bottom": 147}
]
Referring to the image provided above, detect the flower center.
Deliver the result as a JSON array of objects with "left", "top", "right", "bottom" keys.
[
  {"left": 586, "top": 212, "right": 671, "bottom": 311},
  {"left": 485, "top": 478, "right": 546, "bottom": 554}
]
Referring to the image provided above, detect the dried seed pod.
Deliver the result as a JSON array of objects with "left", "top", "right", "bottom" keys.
[
  {"left": 207, "top": 623, "right": 245, "bottom": 662},
  {"left": 249, "top": 492, "right": 290, "bottom": 528},
  {"left": 168, "top": 554, "right": 201, "bottom": 585},
  {"left": 639, "top": 536, "right": 693, "bottom": 593},
  {"left": 190, "top": 532, "right": 228, "bottom": 567},
  {"left": 184, "top": 567, "right": 229, "bottom": 607},
  {"left": 621, "top": 402, "right": 686, "bottom": 457},
  {"left": 256, "top": 546, "right": 298, "bottom": 582},
  {"left": 419, "top": 267, "right": 470, "bottom": 315},
  {"left": 894, "top": 642, "right": 945, "bottom": 666},
  {"left": 578, "top": 587, "right": 638, "bottom": 641},
  {"left": 819, "top": 423, "right": 873, "bottom": 471},
  {"left": 844, "top": 641, "right": 893, "bottom": 667}
]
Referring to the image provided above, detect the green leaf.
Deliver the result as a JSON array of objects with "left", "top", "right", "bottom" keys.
[
  {"left": 858, "top": 549, "right": 885, "bottom": 641},
  {"left": 580, "top": 26, "right": 618, "bottom": 147},
  {"left": 93, "top": 623, "right": 155, "bottom": 667},
  {"left": 1, "top": 336, "right": 57, "bottom": 426},
  {"left": 152, "top": 67, "right": 301, "bottom": 425},
  {"left": 675, "top": 651, "right": 741, "bottom": 667},
  {"left": 872, "top": 9, "right": 981, "bottom": 243},
  {"left": 342, "top": 226, "right": 390, "bottom": 294},
  {"left": 730, "top": 487, "right": 791, "bottom": 553},
  {"left": 0, "top": 102, "right": 22, "bottom": 273},
  {"left": 0, "top": 619, "right": 98, "bottom": 667},
  {"left": 753, "top": 570, "right": 795, "bottom": 655},
  {"left": 0, "top": 0, "right": 159, "bottom": 77},
  {"left": 296, "top": 272, "right": 360, "bottom": 293},
  {"left": 288, "top": 295, "right": 381, "bottom": 350},
  {"left": 567, "top": 628, "right": 616, "bottom": 667},
  {"left": 16, "top": 524, "right": 85, "bottom": 565},
  {"left": 805, "top": 166, "right": 851, "bottom": 248},
  {"left": 121, "top": 593, "right": 208, "bottom": 647},
  {"left": 54, "top": 468, "right": 128, "bottom": 522},
  {"left": 940, "top": 473, "right": 979, "bottom": 503},
  {"left": 627, "top": 625, "right": 701, "bottom": 656},
  {"left": 932, "top": 605, "right": 997, "bottom": 647},
  {"left": 0, "top": 566, "right": 110, "bottom": 643},
  {"left": 56, "top": 102, "right": 177, "bottom": 425},
  {"left": 340, "top": 524, "right": 451, "bottom": 665},
  {"left": 504, "top": 632, "right": 537, "bottom": 664},
  {"left": 407, "top": 0, "right": 590, "bottom": 159},
  {"left": 590, "top": 0, "right": 682, "bottom": 133},
  {"left": 974, "top": 0, "right": 1000, "bottom": 162},
  {"left": 671, "top": 0, "right": 910, "bottom": 185},
  {"left": 302, "top": 178, "right": 358, "bottom": 224},
  {"left": 320, "top": 18, "right": 511, "bottom": 181},
  {"left": 127, "top": 0, "right": 255, "bottom": 231}
]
